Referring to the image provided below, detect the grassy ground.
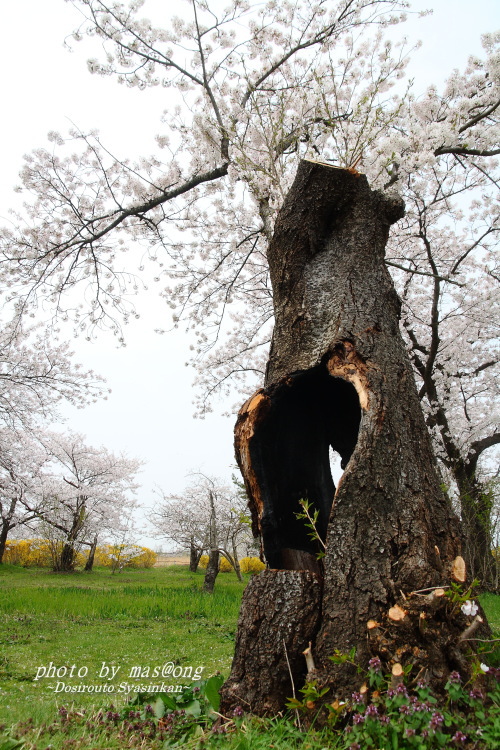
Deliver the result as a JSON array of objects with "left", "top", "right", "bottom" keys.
[
  {"left": 480, "top": 591, "right": 500, "bottom": 631},
  {"left": 0, "top": 564, "right": 498, "bottom": 749},
  {"left": 0, "top": 564, "right": 245, "bottom": 733}
]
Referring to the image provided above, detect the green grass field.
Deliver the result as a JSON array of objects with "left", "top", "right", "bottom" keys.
[
  {"left": 0, "top": 564, "right": 499, "bottom": 749},
  {"left": 0, "top": 564, "right": 245, "bottom": 734}
]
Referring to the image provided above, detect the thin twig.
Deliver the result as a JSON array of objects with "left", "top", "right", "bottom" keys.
[
  {"left": 386, "top": 261, "right": 464, "bottom": 287},
  {"left": 283, "top": 639, "right": 301, "bottom": 730},
  {"left": 409, "top": 585, "right": 451, "bottom": 595}
]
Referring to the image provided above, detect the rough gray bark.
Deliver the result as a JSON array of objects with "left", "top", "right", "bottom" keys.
[
  {"left": 0, "top": 518, "right": 11, "bottom": 563},
  {"left": 189, "top": 539, "right": 203, "bottom": 572},
  {"left": 220, "top": 570, "right": 321, "bottom": 714},
  {"left": 84, "top": 535, "right": 98, "bottom": 572},
  {"left": 203, "top": 491, "right": 220, "bottom": 593},
  {"left": 203, "top": 548, "right": 220, "bottom": 593},
  {"left": 222, "top": 161, "right": 489, "bottom": 716}
]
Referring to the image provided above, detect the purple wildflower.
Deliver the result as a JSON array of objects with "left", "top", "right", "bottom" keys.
[
  {"left": 452, "top": 731, "right": 467, "bottom": 744},
  {"left": 448, "top": 671, "right": 461, "bottom": 683},
  {"left": 429, "top": 711, "right": 444, "bottom": 730},
  {"left": 469, "top": 688, "right": 484, "bottom": 700},
  {"left": 368, "top": 657, "right": 382, "bottom": 673}
]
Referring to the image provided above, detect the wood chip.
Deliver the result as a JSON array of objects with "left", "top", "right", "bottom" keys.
[{"left": 367, "top": 620, "right": 380, "bottom": 630}]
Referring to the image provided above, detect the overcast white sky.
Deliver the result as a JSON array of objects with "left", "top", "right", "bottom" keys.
[{"left": 1, "top": 0, "right": 499, "bottom": 548}]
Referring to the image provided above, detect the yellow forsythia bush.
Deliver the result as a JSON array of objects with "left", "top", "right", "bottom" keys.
[
  {"left": 91, "top": 544, "right": 157, "bottom": 569},
  {"left": 239, "top": 556, "right": 266, "bottom": 574},
  {"left": 3, "top": 540, "right": 156, "bottom": 569},
  {"left": 126, "top": 546, "right": 157, "bottom": 569},
  {"left": 219, "top": 556, "right": 233, "bottom": 572},
  {"left": 198, "top": 554, "right": 234, "bottom": 572},
  {"left": 4, "top": 539, "right": 53, "bottom": 567}
]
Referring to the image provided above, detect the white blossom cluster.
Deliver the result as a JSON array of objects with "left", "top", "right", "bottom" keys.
[
  {"left": 0, "top": 0, "right": 497, "bottom": 485},
  {"left": 460, "top": 600, "right": 479, "bottom": 617}
]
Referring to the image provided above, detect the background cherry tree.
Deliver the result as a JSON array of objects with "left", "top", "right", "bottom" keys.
[
  {"left": 0, "top": 0, "right": 498, "bottom": 580},
  {"left": 0, "top": 319, "right": 109, "bottom": 560},
  {"left": 0, "top": 429, "right": 51, "bottom": 562},
  {"left": 153, "top": 472, "right": 253, "bottom": 587},
  {"left": 27, "top": 431, "right": 142, "bottom": 571}
]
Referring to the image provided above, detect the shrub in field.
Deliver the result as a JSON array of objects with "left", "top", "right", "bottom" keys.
[
  {"left": 92, "top": 544, "right": 157, "bottom": 569},
  {"left": 4, "top": 539, "right": 53, "bottom": 567},
  {"left": 123, "top": 546, "right": 157, "bottom": 569},
  {"left": 239, "top": 556, "right": 265, "bottom": 574},
  {"left": 220, "top": 556, "right": 234, "bottom": 573},
  {"left": 199, "top": 554, "right": 236, "bottom": 572},
  {"left": 2, "top": 539, "right": 156, "bottom": 569}
]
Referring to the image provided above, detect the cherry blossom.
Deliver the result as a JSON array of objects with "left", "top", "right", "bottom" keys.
[{"left": 0, "top": 0, "right": 497, "bottom": 573}]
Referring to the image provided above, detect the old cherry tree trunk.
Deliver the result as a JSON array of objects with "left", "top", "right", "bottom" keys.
[{"left": 220, "top": 161, "right": 489, "bottom": 716}]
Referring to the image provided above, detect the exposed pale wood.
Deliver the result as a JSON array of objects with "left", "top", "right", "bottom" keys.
[
  {"left": 451, "top": 556, "right": 466, "bottom": 583},
  {"left": 419, "top": 612, "right": 427, "bottom": 637},
  {"left": 426, "top": 588, "right": 446, "bottom": 603},
  {"left": 388, "top": 605, "right": 407, "bottom": 622},
  {"left": 390, "top": 662, "right": 404, "bottom": 688},
  {"left": 458, "top": 615, "right": 484, "bottom": 643},
  {"left": 303, "top": 643, "right": 316, "bottom": 674}
]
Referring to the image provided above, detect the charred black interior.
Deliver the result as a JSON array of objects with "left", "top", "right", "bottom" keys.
[{"left": 250, "top": 366, "right": 361, "bottom": 569}]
